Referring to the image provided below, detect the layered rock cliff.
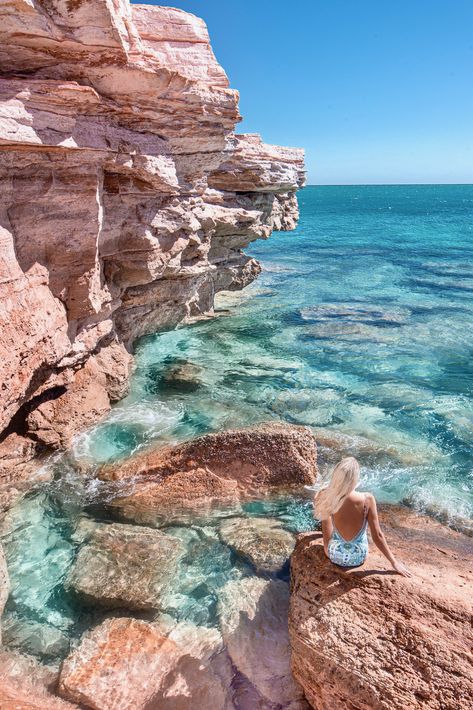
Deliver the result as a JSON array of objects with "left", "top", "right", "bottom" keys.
[{"left": 0, "top": 0, "right": 305, "bottom": 464}]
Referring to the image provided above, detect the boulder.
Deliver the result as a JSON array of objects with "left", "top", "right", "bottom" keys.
[
  {"left": 289, "top": 505, "right": 473, "bottom": 710},
  {"left": 218, "top": 577, "right": 306, "bottom": 706},
  {"left": 58, "top": 616, "right": 232, "bottom": 710},
  {"left": 67, "top": 522, "right": 183, "bottom": 610},
  {"left": 102, "top": 422, "right": 317, "bottom": 492},
  {"left": 219, "top": 516, "right": 296, "bottom": 574}
]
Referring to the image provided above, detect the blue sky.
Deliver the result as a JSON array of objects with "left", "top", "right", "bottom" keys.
[{"left": 140, "top": 1, "right": 473, "bottom": 185}]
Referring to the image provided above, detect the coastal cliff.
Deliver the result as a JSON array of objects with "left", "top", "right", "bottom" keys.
[{"left": 0, "top": 0, "right": 305, "bottom": 466}]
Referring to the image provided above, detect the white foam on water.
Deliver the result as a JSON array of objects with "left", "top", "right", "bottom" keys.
[{"left": 71, "top": 400, "right": 183, "bottom": 464}]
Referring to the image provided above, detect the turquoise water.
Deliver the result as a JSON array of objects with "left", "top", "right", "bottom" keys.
[
  {"left": 2, "top": 184, "right": 473, "bottom": 675},
  {"left": 76, "top": 184, "right": 473, "bottom": 521}
]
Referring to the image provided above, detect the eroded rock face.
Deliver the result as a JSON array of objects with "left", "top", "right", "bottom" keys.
[
  {"left": 289, "top": 506, "right": 473, "bottom": 710},
  {"left": 58, "top": 616, "right": 232, "bottom": 710},
  {"left": 219, "top": 517, "right": 296, "bottom": 574},
  {"left": 0, "top": 0, "right": 305, "bottom": 469},
  {"left": 67, "top": 521, "right": 184, "bottom": 610}
]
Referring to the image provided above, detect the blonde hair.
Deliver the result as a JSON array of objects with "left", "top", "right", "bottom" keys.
[{"left": 313, "top": 456, "right": 360, "bottom": 520}]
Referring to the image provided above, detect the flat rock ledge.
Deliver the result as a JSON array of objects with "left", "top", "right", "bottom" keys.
[
  {"left": 289, "top": 505, "right": 473, "bottom": 710},
  {"left": 102, "top": 422, "right": 317, "bottom": 524}
]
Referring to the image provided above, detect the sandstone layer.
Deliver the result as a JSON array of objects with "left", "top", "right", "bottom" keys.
[
  {"left": 289, "top": 505, "right": 473, "bottom": 710},
  {"left": 0, "top": 0, "right": 305, "bottom": 471}
]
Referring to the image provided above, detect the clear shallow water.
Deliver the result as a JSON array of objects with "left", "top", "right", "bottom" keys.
[
  {"left": 77, "top": 184, "right": 473, "bottom": 520},
  {"left": 2, "top": 184, "right": 473, "bottom": 673}
]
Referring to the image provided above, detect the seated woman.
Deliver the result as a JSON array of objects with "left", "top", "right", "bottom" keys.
[{"left": 314, "top": 456, "right": 411, "bottom": 576}]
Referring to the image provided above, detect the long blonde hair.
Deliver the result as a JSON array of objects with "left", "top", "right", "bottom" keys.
[{"left": 314, "top": 456, "right": 360, "bottom": 520}]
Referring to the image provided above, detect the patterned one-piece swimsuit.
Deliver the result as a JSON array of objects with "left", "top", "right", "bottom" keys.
[{"left": 328, "top": 497, "right": 369, "bottom": 568}]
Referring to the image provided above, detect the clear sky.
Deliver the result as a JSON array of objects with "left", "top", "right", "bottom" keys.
[{"left": 140, "top": 1, "right": 473, "bottom": 185}]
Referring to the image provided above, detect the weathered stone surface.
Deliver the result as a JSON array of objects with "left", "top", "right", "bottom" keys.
[
  {"left": 0, "top": 541, "right": 9, "bottom": 644},
  {"left": 58, "top": 616, "right": 232, "bottom": 710},
  {"left": 289, "top": 506, "right": 473, "bottom": 710},
  {"left": 220, "top": 517, "right": 296, "bottom": 574},
  {"left": 67, "top": 521, "right": 183, "bottom": 610},
  {"left": 102, "top": 422, "right": 317, "bottom": 491},
  {"left": 0, "top": 0, "right": 305, "bottom": 469},
  {"left": 218, "top": 577, "right": 306, "bottom": 706},
  {"left": 26, "top": 357, "right": 111, "bottom": 449},
  {"left": 0, "top": 433, "right": 50, "bottom": 511}
]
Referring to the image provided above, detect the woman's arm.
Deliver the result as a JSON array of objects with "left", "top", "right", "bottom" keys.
[
  {"left": 321, "top": 518, "right": 333, "bottom": 557},
  {"left": 366, "top": 494, "right": 411, "bottom": 577}
]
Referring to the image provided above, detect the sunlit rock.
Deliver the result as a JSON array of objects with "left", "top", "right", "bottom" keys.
[
  {"left": 219, "top": 516, "right": 296, "bottom": 574},
  {"left": 0, "top": 648, "right": 78, "bottom": 709},
  {"left": 289, "top": 506, "right": 473, "bottom": 710},
  {"left": 67, "top": 521, "right": 183, "bottom": 611},
  {"left": 218, "top": 577, "right": 306, "bottom": 706},
  {"left": 109, "top": 468, "right": 240, "bottom": 526},
  {"left": 102, "top": 422, "right": 317, "bottom": 493}
]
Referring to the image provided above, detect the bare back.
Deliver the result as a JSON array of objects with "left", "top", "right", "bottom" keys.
[{"left": 332, "top": 491, "right": 367, "bottom": 540}]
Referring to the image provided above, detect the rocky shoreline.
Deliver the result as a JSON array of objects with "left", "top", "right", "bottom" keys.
[
  {"left": 0, "top": 0, "right": 305, "bottom": 484},
  {"left": 1, "top": 423, "right": 472, "bottom": 709}
]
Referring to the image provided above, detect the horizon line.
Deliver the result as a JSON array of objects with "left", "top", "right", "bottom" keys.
[{"left": 305, "top": 182, "right": 473, "bottom": 187}]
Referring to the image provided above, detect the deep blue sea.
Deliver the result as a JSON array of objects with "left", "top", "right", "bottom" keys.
[{"left": 2, "top": 184, "right": 472, "bottom": 668}]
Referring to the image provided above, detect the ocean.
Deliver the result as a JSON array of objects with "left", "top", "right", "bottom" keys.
[
  {"left": 77, "top": 184, "right": 473, "bottom": 523},
  {"left": 2, "top": 184, "right": 472, "bottom": 666}
]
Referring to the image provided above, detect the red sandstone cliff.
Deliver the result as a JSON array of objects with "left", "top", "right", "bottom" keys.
[{"left": 0, "top": 0, "right": 305, "bottom": 463}]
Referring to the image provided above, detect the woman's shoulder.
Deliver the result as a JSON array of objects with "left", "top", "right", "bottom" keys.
[{"left": 361, "top": 492, "right": 377, "bottom": 508}]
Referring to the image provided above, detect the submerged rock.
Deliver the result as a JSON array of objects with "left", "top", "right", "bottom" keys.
[
  {"left": 289, "top": 505, "right": 473, "bottom": 710},
  {"left": 156, "top": 360, "right": 204, "bottom": 394},
  {"left": 1, "top": 613, "right": 70, "bottom": 660},
  {"left": 0, "top": 542, "right": 9, "bottom": 644},
  {"left": 111, "top": 467, "right": 240, "bottom": 526},
  {"left": 58, "top": 616, "right": 232, "bottom": 710},
  {"left": 218, "top": 577, "right": 306, "bottom": 706},
  {"left": 67, "top": 522, "right": 183, "bottom": 611},
  {"left": 219, "top": 517, "right": 296, "bottom": 574},
  {"left": 0, "top": 649, "right": 78, "bottom": 709}
]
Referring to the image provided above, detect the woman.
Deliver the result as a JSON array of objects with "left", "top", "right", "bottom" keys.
[{"left": 314, "top": 456, "right": 411, "bottom": 576}]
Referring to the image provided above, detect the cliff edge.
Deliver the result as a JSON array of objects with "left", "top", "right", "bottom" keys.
[{"left": 0, "top": 0, "right": 305, "bottom": 466}]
